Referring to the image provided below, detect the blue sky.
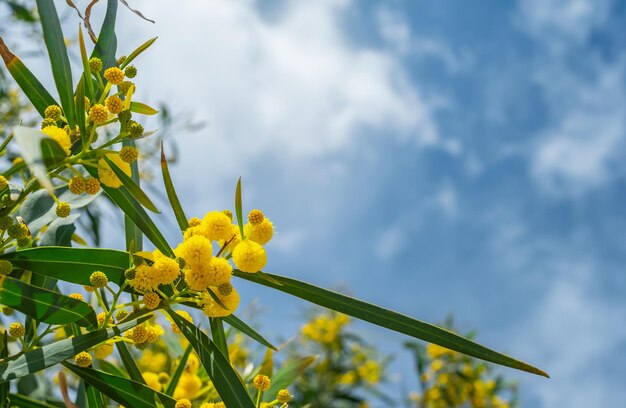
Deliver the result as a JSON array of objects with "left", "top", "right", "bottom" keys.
[
  {"left": 8, "top": 0, "right": 626, "bottom": 406},
  {"left": 110, "top": 1, "right": 626, "bottom": 406}
]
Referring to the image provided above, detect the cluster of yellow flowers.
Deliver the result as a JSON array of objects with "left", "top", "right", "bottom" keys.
[
  {"left": 301, "top": 311, "right": 350, "bottom": 345},
  {"left": 410, "top": 344, "right": 515, "bottom": 408}
]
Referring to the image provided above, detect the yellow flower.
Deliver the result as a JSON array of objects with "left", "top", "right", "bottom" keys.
[
  {"left": 152, "top": 256, "right": 180, "bottom": 286},
  {"left": 44, "top": 104, "right": 62, "bottom": 120},
  {"left": 103, "top": 67, "right": 124, "bottom": 85},
  {"left": 129, "top": 264, "right": 159, "bottom": 292},
  {"left": 94, "top": 342, "right": 114, "bottom": 359},
  {"left": 177, "top": 235, "right": 212, "bottom": 269},
  {"left": 173, "top": 373, "right": 202, "bottom": 400},
  {"left": 145, "top": 323, "right": 164, "bottom": 343},
  {"left": 427, "top": 344, "right": 453, "bottom": 359},
  {"left": 75, "top": 351, "right": 92, "bottom": 368},
  {"left": 185, "top": 352, "right": 200, "bottom": 374},
  {"left": 184, "top": 257, "right": 232, "bottom": 291},
  {"left": 69, "top": 293, "right": 85, "bottom": 301},
  {"left": 253, "top": 374, "right": 271, "bottom": 391},
  {"left": 143, "top": 372, "right": 162, "bottom": 392},
  {"left": 138, "top": 350, "right": 168, "bottom": 373},
  {"left": 85, "top": 177, "right": 101, "bottom": 195},
  {"left": 143, "top": 292, "right": 160, "bottom": 309},
  {"left": 105, "top": 95, "right": 123, "bottom": 114},
  {"left": 42, "top": 126, "right": 71, "bottom": 155},
  {"left": 202, "top": 287, "right": 240, "bottom": 318},
  {"left": 202, "top": 211, "right": 233, "bottom": 241},
  {"left": 98, "top": 154, "right": 131, "bottom": 188},
  {"left": 68, "top": 176, "right": 85, "bottom": 194},
  {"left": 56, "top": 202, "right": 71, "bottom": 218},
  {"left": 276, "top": 389, "right": 291, "bottom": 403},
  {"left": 232, "top": 240, "right": 266, "bottom": 273},
  {"left": 119, "top": 146, "right": 138, "bottom": 163},
  {"left": 175, "top": 399, "right": 192, "bottom": 408},
  {"left": 244, "top": 218, "right": 274, "bottom": 245},
  {"left": 89, "top": 104, "right": 108, "bottom": 124},
  {"left": 8, "top": 322, "right": 24, "bottom": 338},
  {"left": 247, "top": 209, "right": 264, "bottom": 225},
  {"left": 90, "top": 271, "right": 108, "bottom": 288}
]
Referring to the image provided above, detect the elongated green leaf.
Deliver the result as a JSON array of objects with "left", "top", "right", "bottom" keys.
[
  {"left": 0, "top": 333, "right": 7, "bottom": 408},
  {"left": 263, "top": 356, "right": 316, "bottom": 402},
  {"left": 84, "top": 167, "right": 174, "bottom": 257},
  {"left": 75, "top": 76, "right": 86, "bottom": 141},
  {"left": 8, "top": 394, "right": 57, "bottom": 408},
  {"left": 130, "top": 101, "right": 158, "bottom": 115},
  {"left": 0, "top": 37, "right": 57, "bottom": 116},
  {"left": 36, "top": 0, "right": 75, "bottom": 127},
  {"left": 85, "top": 383, "right": 103, "bottom": 408},
  {"left": 103, "top": 155, "right": 159, "bottom": 213},
  {"left": 223, "top": 315, "right": 277, "bottom": 351},
  {"left": 166, "top": 310, "right": 255, "bottom": 408},
  {"left": 235, "top": 178, "right": 244, "bottom": 238},
  {"left": 1, "top": 247, "right": 128, "bottom": 287},
  {"left": 0, "top": 276, "right": 97, "bottom": 328},
  {"left": 234, "top": 271, "right": 549, "bottom": 378},
  {"left": 63, "top": 365, "right": 176, "bottom": 408},
  {"left": 160, "top": 143, "right": 188, "bottom": 231},
  {"left": 77, "top": 27, "right": 95, "bottom": 100},
  {"left": 164, "top": 344, "right": 192, "bottom": 396},
  {"left": 91, "top": 0, "right": 117, "bottom": 70},
  {"left": 115, "top": 341, "right": 145, "bottom": 385},
  {"left": 0, "top": 317, "right": 147, "bottom": 382},
  {"left": 123, "top": 138, "right": 143, "bottom": 252},
  {"left": 120, "top": 37, "right": 157, "bottom": 69},
  {"left": 209, "top": 318, "right": 229, "bottom": 362}
]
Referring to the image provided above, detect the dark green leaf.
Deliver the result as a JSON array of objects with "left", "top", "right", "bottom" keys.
[
  {"left": 0, "top": 333, "right": 7, "bottom": 408},
  {"left": 0, "top": 276, "right": 97, "bottom": 328},
  {"left": 38, "top": 214, "right": 79, "bottom": 247},
  {"left": 115, "top": 341, "right": 145, "bottom": 385},
  {"left": 78, "top": 27, "right": 95, "bottom": 100},
  {"left": 36, "top": 0, "right": 75, "bottom": 127},
  {"left": 235, "top": 178, "right": 244, "bottom": 238},
  {"left": 166, "top": 309, "right": 255, "bottom": 408},
  {"left": 160, "top": 143, "right": 188, "bottom": 231},
  {"left": 85, "top": 383, "right": 104, "bottom": 408},
  {"left": 8, "top": 394, "right": 57, "bottom": 408},
  {"left": 209, "top": 318, "right": 229, "bottom": 362},
  {"left": 1, "top": 247, "right": 128, "bottom": 287},
  {"left": 103, "top": 155, "right": 159, "bottom": 213},
  {"left": 164, "top": 344, "right": 192, "bottom": 396},
  {"left": 223, "top": 315, "right": 277, "bottom": 351},
  {"left": 90, "top": 0, "right": 117, "bottom": 70},
  {"left": 234, "top": 271, "right": 549, "bottom": 378},
  {"left": 75, "top": 76, "right": 86, "bottom": 140},
  {"left": 123, "top": 139, "right": 143, "bottom": 252},
  {"left": 0, "top": 37, "right": 57, "bottom": 116},
  {"left": 0, "top": 317, "right": 147, "bottom": 381},
  {"left": 63, "top": 365, "right": 176, "bottom": 408},
  {"left": 130, "top": 101, "right": 158, "bottom": 115},
  {"left": 264, "top": 356, "right": 316, "bottom": 402}
]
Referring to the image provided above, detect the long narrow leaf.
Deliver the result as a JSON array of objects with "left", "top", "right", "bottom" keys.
[
  {"left": 120, "top": 37, "right": 157, "bottom": 69},
  {"left": 123, "top": 139, "right": 143, "bottom": 252},
  {"left": 223, "top": 314, "right": 277, "bottom": 351},
  {"left": 63, "top": 365, "right": 176, "bottom": 408},
  {"left": 1, "top": 247, "right": 128, "bottom": 286},
  {"left": 85, "top": 383, "right": 104, "bottom": 408},
  {"left": 8, "top": 394, "right": 57, "bottom": 408},
  {"left": 103, "top": 155, "right": 159, "bottom": 213},
  {"left": 166, "top": 310, "right": 255, "bottom": 408},
  {"left": 160, "top": 143, "right": 188, "bottom": 231},
  {"left": 0, "top": 333, "right": 7, "bottom": 408},
  {"left": 115, "top": 342, "right": 145, "bottom": 384},
  {"left": 0, "top": 37, "right": 57, "bottom": 116},
  {"left": 36, "top": 0, "right": 75, "bottom": 127},
  {"left": 164, "top": 344, "right": 192, "bottom": 396},
  {"left": 90, "top": 0, "right": 117, "bottom": 69},
  {"left": 129, "top": 101, "right": 158, "bottom": 115},
  {"left": 233, "top": 271, "right": 549, "bottom": 378},
  {"left": 209, "top": 318, "right": 229, "bottom": 362},
  {"left": 264, "top": 356, "right": 316, "bottom": 402},
  {"left": 77, "top": 27, "right": 94, "bottom": 99},
  {"left": 0, "top": 317, "right": 148, "bottom": 381},
  {"left": 235, "top": 178, "right": 244, "bottom": 238},
  {"left": 0, "top": 276, "right": 98, "bottom": 329}
]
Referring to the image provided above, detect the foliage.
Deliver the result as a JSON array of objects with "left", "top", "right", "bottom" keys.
[{"left": 0, "top": 1, "right": 547, "bottom": 407}]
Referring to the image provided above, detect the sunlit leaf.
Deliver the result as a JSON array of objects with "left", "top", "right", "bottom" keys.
[
  {"left": 160, "top": 143, "right": 188, "bottom": 231},
  {"left": 130, "top": 101, "right": 158, "bottom": 116},
  {"left": 120, "top": 37, "right": 157, "bottom": 69},
  {"left": 223, "top": 314, "right": 277, "bottom": 351}
]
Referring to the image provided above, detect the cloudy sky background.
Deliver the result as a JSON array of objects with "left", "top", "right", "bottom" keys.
[{"left": 7, "top": 0, "right": 626, "bottom": 406}]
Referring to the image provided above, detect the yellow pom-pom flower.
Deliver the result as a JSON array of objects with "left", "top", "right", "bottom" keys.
[
  {"left": 89, "top": 104, "right": 108, "bottom": 124},
  {"left": 129, "top": 325, "right": 148, "bottom": 344},
  {"left": 277, "top": 389, "right": 291, "bottom": 403},
  {"left": 188, "top": 217, "right": 201, "bottom": 227},
  {"left": 143, "top": 292, "right": 160, "bottom": 309},
  {"left": 184, "top": 257, "right": 232, "bottom": 291},
  {"left": 119, "top": 146, "right": 138, "bottom": 163},
  {"left": 44, "top": 104, "right": 62, "bottom": 120},
  {"left": 94, "top": 342, "right": 114, "bottom": 359},
  {"left": 0, "top": 176, "right": 7, "bottom": 190},
  {"left": 69, "top": 293, "right": 85, "bottom": 301},
  {"left": 98, "top": 153, "right": 131, "bottom": 188},
  {"left": 143, "top": 372, "right": 162, "bottom": 392},
  {"left": 84, "top": 177, "right": 101, "bottom": 195},
  {"left": 201, "top": 211, "right": 233, "bottom": 241},
  {"left": 75, "top": 351, "right": 92, "bottom": 367},
  {"left": 232, "top": 240, "right": 266, "bottom": 273},
  {"left": 129, "top": 264, "right": 159, "bottom": 292},
  {"left": 253, "top": 374, "right": 271, "bottom": 391},
  {"left": 42, "top": 126, "right": 71, "bottom": 155},
  {"left": 97, "top": 312, "right": 113, "bottom": 327},
  {"left": 8, "top": 322, "right": 24, "bottom": 338},
  {"left": 56, "top": 202, "right": 71, "bottom": 218},
  {"left": 90, "top": 271, "right": 108, "bottom": 288},
  {"left": 170, "top": 310, "right": 193, "bottom": 334},
  {"left": 177, "top": 235, "right": 212, "bottom": 269},
  {"left": 152, "top": 256, "right": 180, "bottom": 286},
  {"left": 248, "top": 209, "right": 264, "bottom": 225},
  {"left": 145, "top": 323, "right": 164, "bottom": 343},
  {"left": 173, "top": 374, "right": 202, "bottom": 400},
  {"left": 103, "top": 67, "right": 124, "bottom": 85},
  {"left": 202, "top": 287, "right": 240, "bottom": 318},
  {"left": 115, "top": 309, "right": 128, "bottom": 321},
  {"left": 175, "top": 399, "right": 192, "bottom": 408},
  {"left": 105, "top": 95, "right": 123, "bottom": 114},
  {"left": 88, "top": 57, "right": 102, "bottom": 73},
  {"left": 68, "top": 176, "right": 85, "bottom": 194},
  {"left": 244, "top": 219, "right": 274, "bottom": 245}
]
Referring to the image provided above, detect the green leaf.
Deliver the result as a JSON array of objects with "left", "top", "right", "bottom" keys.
[
  {"left": 8, "top": 394, "right": 57, "bottom": 408},
  {"left": 103, "top": 155, "right": 159, "bottom": 213},
  {"left": 115, "top": 341, "right": 146, "bottom": 385},
  {"left": 166, "top": 309, "right": 255, "bottom": 408},
  {"left": 12, "top": 126, "right": 67, "bottom": 194},
  {"left": 209, "top": 318, "right": 229, "bottom": 362},
  {"left": 160, "top": 143, "right": 188, "bottom": 231},
  {"left": 63, "top": 365, "right": 176, "bottom": 408},
  {"left": 235, "top": 177, "right": 244, "bottom": 238},
  {"left": 75, "top": 76, "right": 86, "bottom": 141},
  {"left": 85, "top": 383, "right": 104, "bottom": 408},
  {"left": 130, "top": 101, "right": 159, "bottom": 116},
  {"left": 0, "top": 37, "right": 57, "bottom": 116},
  {"left": 0, "top": 276, "right": 98, "bottom": 329},
  {"left": 120, "top": 37, "right": 158, "bottom": 69},
  {"left": 36, "top": 0, "right": 75, "bottom": 128},
  {"left": 264, "top": 356, "right": 316, "bottom": 402},
  {"left": 0, "top": 317, "right": 148, "bottom": 382},
  {"left": 223, "top": 315, "right": 277, "bottom": 351},
  {"left": 38, "top": 214, "right": 79, "bottom": 247},
  {"left": 164, "top": 344, "right": 192, "bottom": 396},
  {"left": 78, "top": 27, "right": 95, "bottom": 100},
  {"left": 234, "top": 271, "right": 549, "bottom": 378},
  {"left": 84, "top": 167, "right": 174, "bottom": 257},
  {"left": 0, "top": 333, "right": 7, "bottom": 408},
  {"left": 123, "top": 139, "right": 143, "bottom": 252},
  {"left": 91, "top": 0, "right": 117, "bottom": 70},
  {"left": 1, "top": 247, "right": 128, "bottom": 287}
]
